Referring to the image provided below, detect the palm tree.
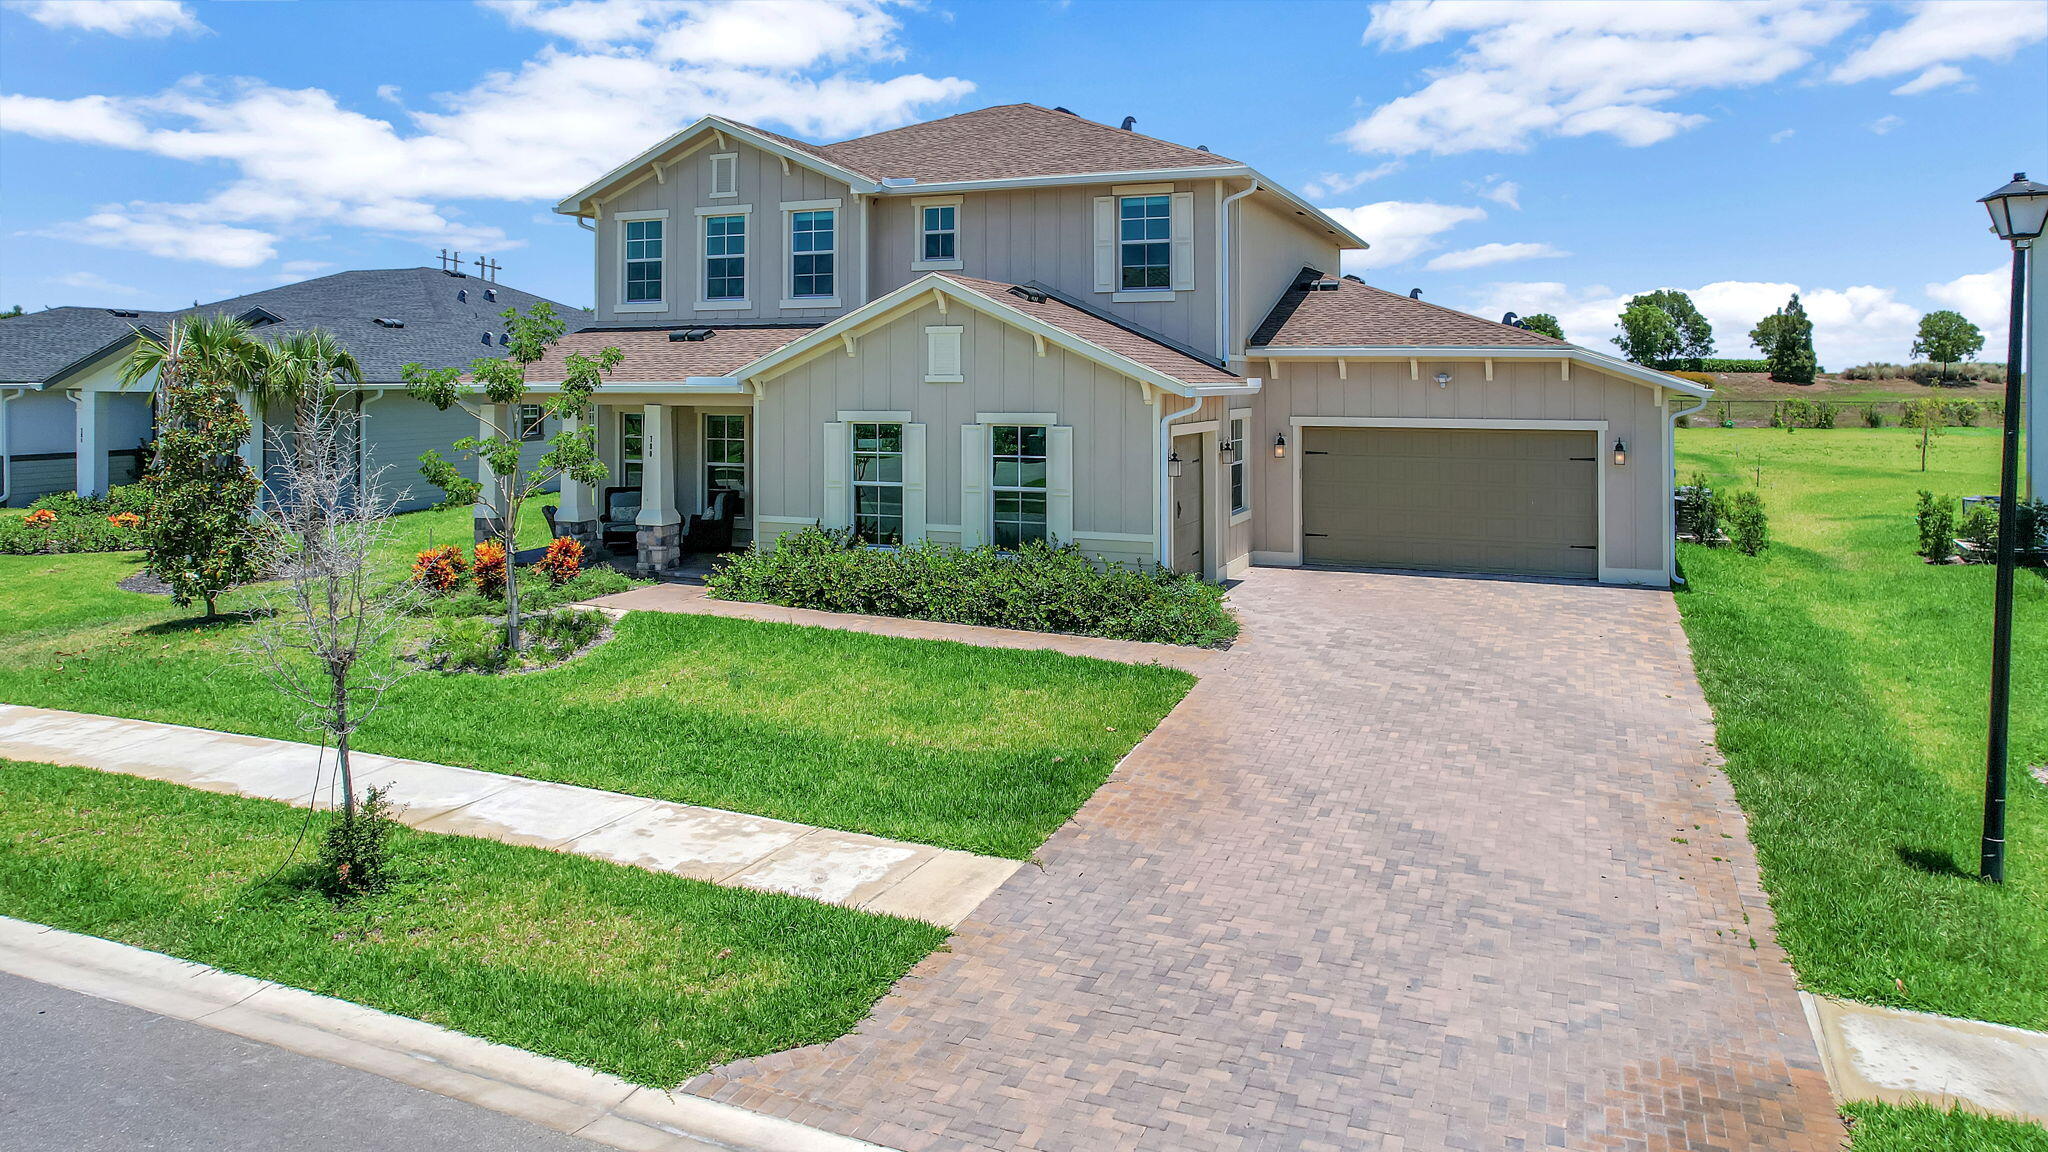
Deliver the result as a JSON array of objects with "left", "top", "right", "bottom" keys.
[{"left": 121, "top": 312, "right": 265, "bottom": 458}]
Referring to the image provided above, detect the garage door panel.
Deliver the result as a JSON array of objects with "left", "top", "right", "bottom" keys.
[{"left": 1302, "top": 427, "right": 1598, "bottom": 578}]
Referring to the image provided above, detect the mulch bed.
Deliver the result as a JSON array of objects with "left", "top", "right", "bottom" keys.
[{"left": 116, "top": 572, "right": 176, "bottom": 597}]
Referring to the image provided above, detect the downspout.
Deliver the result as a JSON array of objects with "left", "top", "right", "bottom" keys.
[
  {"left": 0, "top": 387, "right": 25, "bottom": 506},
  {"left": 857, "top": 193, "right": 871, "bottom": 306},
  {"left": 1217, "top": 178, "right": 1260, "bottom": 359},
  {"left": 1158, "top": 393, "right": 1205, "bottom": 567},
  {"left": 1666, "top": 391, "right": 1711, "bottom": 586}
]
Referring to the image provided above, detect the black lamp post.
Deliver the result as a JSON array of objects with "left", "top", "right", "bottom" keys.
[{"left": 1974, "top": 172, "right": 2048, "bottom": 884}]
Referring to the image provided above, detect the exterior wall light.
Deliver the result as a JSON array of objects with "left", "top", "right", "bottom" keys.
[
  {"left": 1167, "top": 450, "right": 1184, "bottom": 478},
  {"left": 1433, "top": 371, "right": 1453, "bottom": 387},
  {"left": 1272, "top": 433, "right": 1287, "bottom": 459},
  {"left": 1611, "top": 439, "right": 1628, "bottom": 466}
]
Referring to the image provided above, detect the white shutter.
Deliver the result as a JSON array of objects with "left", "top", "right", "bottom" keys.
[
  {"left": 1093, "top": 196, "right": 1115, "bottom": 293},
  {"left": 821, "top": 421, "right": 850, "bottom": 530},
  {"left": 903, "top": 423, "right": 928, "bottom": 543},
  {"left": 959, "top": 423, "right": 990, "bottom": 547},
  {"left": 1047, "top": 424, "right": 1075, "bottom": 545},
  {"left": 925, "top": 325, "right": 963, "bottom": 383},
  {"left": 1170, "top": 191, "right": 1195, "bottom": 292}
]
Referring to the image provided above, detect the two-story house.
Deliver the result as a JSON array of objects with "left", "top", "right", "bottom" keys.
[{"left": 522, "top": 104, "right": 1708, "bottom": 585}]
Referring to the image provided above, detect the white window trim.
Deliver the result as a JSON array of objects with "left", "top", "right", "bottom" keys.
[
  {"left": 696, "top": 205, "right": 751, "bottom": 310},
  {"left": 707, "top": 152, "right": 738, "bottom": 199},
  {"left": 826, "top": 417, "right": 925, "bottom": 546},
  {"left": 1111, "top": 182, "right": 1175, "bottom": 195},
  {"left": 1227, "top": 407, "right": 1251, "bottom": 522},
  {"left": 781, "top": 198, "right": 843, "bottom": 309},
  {"left": 910, "top": 195, "right": 964, "bottom": 271},
  {"left": 925, "top": 324, "right": 964, "bottom": 384},
  {"left": 1097, "top": 189, "right": 1193, "bottom": 299},
  {"left": 963, "top": 416, "right": 1071, "bottom": 549},
  {"left": 615, "top": 209, "right": 669, "bottom": 314},
  {"left": 698, "top": 409, "right": 750, "bottom": 523}
]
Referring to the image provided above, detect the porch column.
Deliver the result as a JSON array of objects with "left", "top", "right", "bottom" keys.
[
  {"left": 74, "top": 391, "right": 113, "bottom": 497},
  {"left": 474, "top": 403, "right": 507, "bottom": 543},
  {"left": 554, "top": 409, "right": 599, "bottom": 543},
  {"left": 634, "top": 402, "right": 681, "bottom": 574}
]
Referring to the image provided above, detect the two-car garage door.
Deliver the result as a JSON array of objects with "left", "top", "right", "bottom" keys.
[{"left": 1301, "top": 427, "right": 1599, "bottom": 579}]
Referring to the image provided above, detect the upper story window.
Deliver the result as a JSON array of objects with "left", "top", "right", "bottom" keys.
[
  {"left": 921, "top": 205, "right": 955, "bottom": 261},
  {"left": 851, "top": 422, "right": 904, "bottom": 546},
  {"left": 790, "top": 209, "right": 834, "bottom": 299},
  {"left": 1119, "top": 195, "right": 1171, "bottom": 290},
  {"left": 1227, "top": 415, "right": 1248, "bottom": 514},
  {"left": 623, "top": 218, "right": 663, "bottom": 304},
  {"left": 708, "top": 153, "right": 737, "bottom": 198},
  {"left": 703, "top": 213, "right": 747, "bottom": 302},
  {"left": 991, "top": 424, "right": 1048, "bottom": 549}
]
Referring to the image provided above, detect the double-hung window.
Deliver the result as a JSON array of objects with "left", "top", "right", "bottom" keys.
[
  {"left": 1227, "top": 416, "right": 1248, "bottom": 514},
  {"left": 991, "top": 424, "right": 1048, "bottom": 548},
  {"left": 623, "top": 218, "right": 663, "bottom": 304},
  {"left": 618, "top": 412, "right": 644, "bottom": 488},
  {"left": 704, "top": 413, "right": 746, "bottom": 516},
  {"left": 703, "top": 214, "right": 746, "bottom": 301},
  {"left": 921, "top": 205, "right": 956, "bottom": 261},
  {"left": 1118, "top": 195, "right": 1171, "bottom": 290},
  {"left": 851, "top": 423, "right": 904, "bottom": 545},
  {"left": 789, "top": 210, "right": 834, "bottom": 299},
  {"left": 518, "top": 403, "right": 546, "bottom": 443}
]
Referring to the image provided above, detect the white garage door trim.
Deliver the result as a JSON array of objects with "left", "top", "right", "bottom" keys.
[{"left": 1279, "top": 416, "right": 1618, "bottom": 582}]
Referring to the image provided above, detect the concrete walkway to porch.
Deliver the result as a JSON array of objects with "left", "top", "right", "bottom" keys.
[{"left": 0, "top": 703, "right": 1019, "bottom": 927}]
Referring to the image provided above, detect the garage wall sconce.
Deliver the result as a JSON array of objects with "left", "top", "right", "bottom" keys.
[
  {"left": 1612, "top": 439, "right": 1628, "bottom": 466},
  {"left": 1433, "top": 371, "right": 1453, "bottom": 387},
  {"left": 1167, "top": 450, "right": 1184, "bottom": 478},
  {"left": 1272, "top": 433, "right": 1287, "bottom": 459}
]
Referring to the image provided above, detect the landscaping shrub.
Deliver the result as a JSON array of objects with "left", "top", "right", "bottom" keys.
[
  {"left": 1678, "top": 475, "right": 1722, "bottom": 545},
  {"left": 1670, "top": 370, "right": 1716, "bottom": 387},
  {"left": 1717, "top": 402, "right": 1735, "bottom": 429},
  {"left": 1724, "top": 489, "right": 1769, "bottom": 556},
  {"left": 525, "top": 607, "right": 605, "bottom": 661},
  {"left": 1813, "top": 401, "right": 1838, "bottom": 429},
  {"left": 535, "top": 536, "right": 583, "bottom": 584},
  {"left": 428, "top": 565, "right": 631, "bottom": 617},
  {"left": 0, "top": 504, "right": 144, "bottom": 555},
  {"left": 1959, "top": 503, "right": 2000, "bottom": 557},
  {"left": 708, "top": 527, "right": 1239, "bottom": 646},
  {"left": 411, "top": 545, "right": 468, "bottom": 591},
  {"left": 1946, "top": 399, "right": 1982, "bottom": 427},
  {"left": 416, "top": 607, "right": 606, "bottom": 672},
  {"left": 420, "top": 615, "right": 508, "bottom": 673},
  {"left": 1861, "top": 404, "right": 1885, "bottom": 428},
  {"left": 1914, "top": 491, "right": 1956, "bottom": 563},
  {"left": 1779, "top": 398, "right": 1815, "bottom": 429},
  {"left": 28, "top": 483, "right": 150, "bottom": 520},
  {"left": 1695, "top": 358, "right": 1772, "bottom": 373},
  {"left": 472, "top": 541, "right": 507, "bottom": 597},
  {"left": 1842, "top": 362, "right": 1908, "bottom": 380},
  {"left": 317, "top": 785, "right": 398, "bottom": 899}
]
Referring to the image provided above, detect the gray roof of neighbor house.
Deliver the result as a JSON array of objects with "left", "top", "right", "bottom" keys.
[
  {"left": 0, "top": 267, "right": 591, "bottom": 386},
  {"left": 814, "top": 104, "right": 1239, "bottom": 183},
  {"left": 1249, "top": 271, "right": 1573, "bottom": 350}
]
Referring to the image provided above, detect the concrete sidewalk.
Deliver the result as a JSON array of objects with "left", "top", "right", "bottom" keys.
[
  {"left": 1804, "top": 994, "right": 2048, "bottom": 1124},
  {"left": 0, "top": 703, "right": 1019, "bottom": 927}
]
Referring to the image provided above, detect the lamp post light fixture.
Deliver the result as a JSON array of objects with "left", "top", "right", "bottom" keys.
[
  {"left": 1611, "top": 439, "right": 1628, "bottom": 466},
  {"left": 1273, "top": 433, "right": 1287, "bottom": 459},
  {"left": 1974, "top": 171, "right": 2048, "bottom": 885}
]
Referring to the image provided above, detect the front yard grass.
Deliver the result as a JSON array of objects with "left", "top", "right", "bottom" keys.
[
  {"left": 1843, "top": 1103, "right": 2048, "bottom": 1152},
  {"left": 0, "top": 507, "right": 1192, "bottom": 859},
  {"left": 1675, "top": 428, "right": 2045, "bottom": 1030},
  {"left": 0, "top": 758, "right": 946, "bottom": 1088}
]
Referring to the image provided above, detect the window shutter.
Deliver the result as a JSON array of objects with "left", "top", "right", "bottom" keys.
[
  {"left": 959, "top": 423, "right": 990, "bottom": 547},
  {"left": 1047, "top": 424, "right": 1075, "bottom": 545},
  {"left": 903, "top": 423, "right": 928, "bottom": 544},
  {"left": 821, "top": 422, "right": 850, "bottom": 530},
  {"left": 1170, "top": 191, "right": 1195, "bottom": 292},
  {"left": 925, "top": 325, "right": 963, "bottom": 383},
  {"left": 1093, "top": 196, "right": 1115, "bottom": 293}
]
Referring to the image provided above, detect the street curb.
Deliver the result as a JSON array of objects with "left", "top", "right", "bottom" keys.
[{"left": 0, "top": 917, "right": 901, "bottom": 1152}]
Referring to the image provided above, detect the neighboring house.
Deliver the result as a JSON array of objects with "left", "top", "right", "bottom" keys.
[
  {"left": 527, "top": 103, "right": 1709, "bottom": 585},
  {"left": 0, "top": 267, "right": 591, "bottom": 511}
]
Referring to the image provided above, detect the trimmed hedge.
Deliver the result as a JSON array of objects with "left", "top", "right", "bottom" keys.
[
  {"left": 1, "top": 483, "right": 151, "bottom": 555},
  {"left": 707, "top": 528, "right": 1238, "bottom": 647}
]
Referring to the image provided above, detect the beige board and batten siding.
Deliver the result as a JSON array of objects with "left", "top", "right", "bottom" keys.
[
  {"left": 1231, "top": 195, "right": 1341, "bottom": 357},
  {"left": 867, "top": 180, "right": 1222, "bottom": 359},
  {"left": 1249, "top": 357, "right": 1671, "bottom": 584},
  {"left": 1169, "top": 395, "right": 1254, "bottom": 575},
  {"left": 751, "top": 300, "right": 1159, "bottom": 566},
  {"left": 596, "top": 138, "right": 860, "bottom": 324}
]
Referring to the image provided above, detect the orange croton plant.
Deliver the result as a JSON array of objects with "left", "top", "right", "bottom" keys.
[{"left": 24, "top": 509, "right": 56, "bottom": 527}]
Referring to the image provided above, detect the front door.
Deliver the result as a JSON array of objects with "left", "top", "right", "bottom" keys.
[{"left": 1172, "top": 443, "right": 1204, "bottom": 575}]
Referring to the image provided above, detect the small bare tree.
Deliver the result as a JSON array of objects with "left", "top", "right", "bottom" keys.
[{"left": 239, "top": 395, "right": 422, "bottom": 823}]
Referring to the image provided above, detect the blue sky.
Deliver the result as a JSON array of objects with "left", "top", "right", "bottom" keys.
[{"left": 2, "top": 0, "right": 2044, "bottom": 364}]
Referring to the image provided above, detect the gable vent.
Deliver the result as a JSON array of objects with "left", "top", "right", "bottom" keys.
[
  {"left": 1308, "top": 279, "right": 1340, "bottom": 292},
  {"left": 668, "top": 328, "right": 714, "bottom": 342},
  {"left": 1008, "top": 285, "right": 1049, "bottom": 305},
  {"left": 457, "top": 289, "right": 467, "bottom": 302},
  {"left": 373, "top": 317, "right": 404, "bottom": 328},
  {"left": 499, "top": 332, "right": 510, "bottom": 346},
  {"left": 485, "top": 288, "right": 497, "bottom": 302}
]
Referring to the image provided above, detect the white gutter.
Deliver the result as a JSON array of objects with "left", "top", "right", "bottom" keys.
[
  {"left": 1249, "top": 344, "right": 1714, "bottom": 398},
  {"left": 0, "top": 386, "right": 27, "bottom": 506},
  {"left": 1218, "top": 177, "right": 1260, "bottom": 358},
  {"left": 1158, "top": 394, "right": 1205, "bottom": 567},
  {"left": 1666, "top": 393, "right": 1712, "bottom": 586}
]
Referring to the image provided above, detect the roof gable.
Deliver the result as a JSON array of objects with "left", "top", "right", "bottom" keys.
[
  {"left": 1251, "top": 271, "right": 1571, "bottom": 350},
  {"left": 555, "top": 115, "right": 875, "bottom": 214},
  {"left": 816, "top": 104, "right": 1237, "bottom": 183}
]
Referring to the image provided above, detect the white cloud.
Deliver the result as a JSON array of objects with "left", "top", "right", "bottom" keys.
[
  {"left": 1345, "top": 0, "right": 1863, "bottom": 155},
  {"left": 1472, "top": 176, "right": 1520, "bottom": 210},
  {"left": 1303, "top": 160, "right": 1404, "bottom": 199},
  {"left": 1323, "top": 200, "right": 1487, "bottom": 270},
  {"left": 1425, "top": 241, "right": 1567, "bottom": 272},
  {"left": 1464, "top": 277, "right": 1926, "bottom": 365},
  {"left": 1925, "top": 266, "right": 2010, "bottom": 355},
  {"left": 7, "top": 0, "right": 204, "bottom": 37},
  {"left": 1868, "top": 113, "right": 1903, "bottom": 134},
  {"left": 51, "top": 270, "right": 139, "bottom": 296},
  {"left": 1832, "top": 0, "right": 2046, "bottom": 93},
  {"left": 1769, "top": 128, "right": 1797, "bottom": 144},
  {"left": 43, "top": 211, "right": 277, "bottom": 268},
  {"left": 1, "top": 0, "right": 971, "bottom": 265}
]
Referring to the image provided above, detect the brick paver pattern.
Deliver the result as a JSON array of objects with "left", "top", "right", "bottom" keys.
[{"left": 687, "top": 569, "right": 1844, "bottom": 1151}]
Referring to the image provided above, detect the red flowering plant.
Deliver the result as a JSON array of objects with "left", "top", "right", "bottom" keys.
[
  {"left": 534, "top": 536, "right": 583, "bottom": 585},
  {"left": 410, "top": 545, "right": 468, "bottom": 592},
  {"left": 472, "top": 541, "right": 508, "bottom": 598}
]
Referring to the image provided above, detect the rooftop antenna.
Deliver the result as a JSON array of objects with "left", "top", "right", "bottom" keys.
[{"left": 474, "top": 255, "right": 502, "bottom": 282}]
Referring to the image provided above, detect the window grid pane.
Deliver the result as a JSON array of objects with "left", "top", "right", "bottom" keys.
[
  {"left": 920, "top": 205, "right": 956, "bottom": 260},
  {"left": 790, "top": 210, "right": 835, "bottom": 298},
  {"left": 624, "top": 219, "right": 663, "bottom": 303},
  {"left": 620, "top": 413, "right": 644, "bottom": 488},
  {"left": 704, "top": 215, "right": 746, "bottom": 300},
  {"left": 1227, "top": 418, "right": 1247, "bottom": 513},
  {"left": 990, "top": 424, "right": 1049, "bottom": 548},
  {"left": 1118, "top": 195, "right": 1171, "bottom": 290},
  {"left": 852, "top": 422, "right": 904, "bottom": 546},
  {"left": 704, "top": 414, "right": 746, "bottom": 515}
]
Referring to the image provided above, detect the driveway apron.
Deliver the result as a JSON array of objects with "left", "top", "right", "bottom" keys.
[{"left": 686, "top": 568, "right": 1843, "bottom": 1151}]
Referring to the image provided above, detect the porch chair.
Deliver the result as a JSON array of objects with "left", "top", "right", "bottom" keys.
[
  {"left": 599, "top": 487, "right": 641, "bottom": 553},
  {"left": 681, "top": 490, "right": 736, "bottom": 554}
]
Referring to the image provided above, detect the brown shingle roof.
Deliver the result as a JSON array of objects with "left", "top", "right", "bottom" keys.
[
  {"left": 814, "top": 104, "right": 1237, "bottom": 183},
  {"left": 1250, "top": 272, "right": 1573, "bottom": 349},
  {"left": 942, "top": 274, "right": 1242, "bottom": 386},
  {"left": 523, "top": 324, "right": 814, "bottom": 382}
]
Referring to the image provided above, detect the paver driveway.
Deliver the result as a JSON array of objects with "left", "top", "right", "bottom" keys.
[{"left": 689, "top": 568, "right": 1843, "bottom": 1151}]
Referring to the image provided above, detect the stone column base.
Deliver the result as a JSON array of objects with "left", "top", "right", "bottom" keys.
[
  {"left": 554, "top": 518, "right": 601, "bottom": 547},
  {"left": 474, "top": 513, "right": 507, "bottom": 544},
  {"left": 636, "top": 521, "right": 682, "bottom": 575}
]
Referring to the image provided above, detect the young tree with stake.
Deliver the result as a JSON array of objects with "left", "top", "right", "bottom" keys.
[{"left": 403, "top": 304, "right": 622, "bottom": 652}]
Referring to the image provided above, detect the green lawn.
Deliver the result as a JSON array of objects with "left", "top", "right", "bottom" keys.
[
  {"left": 1675, "top": 427, "right": 2046, "bottom": 1029},
  {"left": 0, "top": 506, "right": 1192, "bottom": 859},
  {"left": 0, "top": 758, "right": 946, "bottom": 1088},
  {"left": 1844, "top": 1103, "right": 2048, "bottom": 1152}
]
